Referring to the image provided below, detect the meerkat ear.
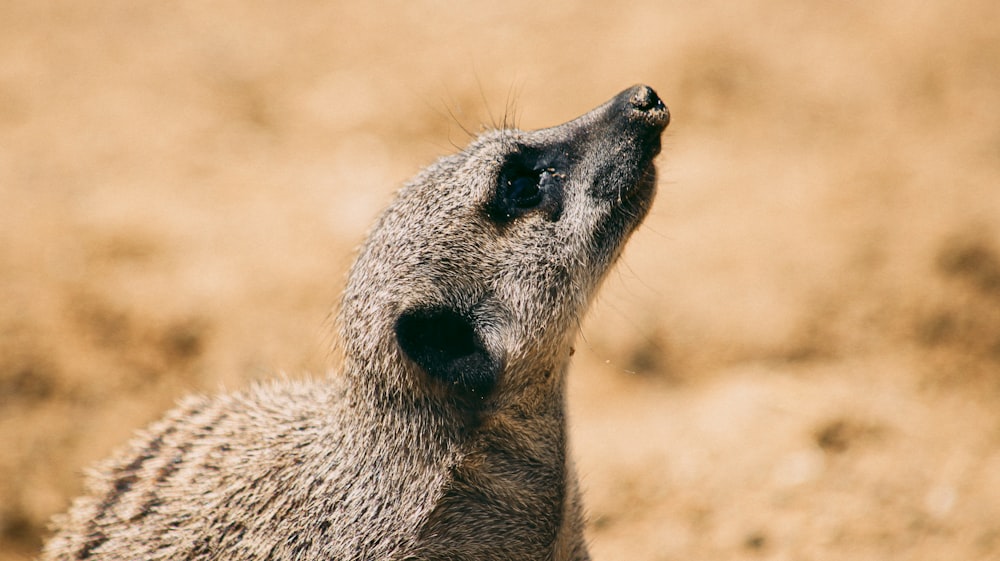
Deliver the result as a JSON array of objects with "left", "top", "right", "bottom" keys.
[{"left": 394, "top": 306, "right": 501, "bottom": 399}]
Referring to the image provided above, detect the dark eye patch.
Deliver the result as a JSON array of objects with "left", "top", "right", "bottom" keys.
[{"left": 488, "top": 151, "right": 564, "bottom": 222}]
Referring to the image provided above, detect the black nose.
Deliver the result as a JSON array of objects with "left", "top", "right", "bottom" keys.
[
  {"left": 629, "top": 85, "right": 663, "bottom": 111},
  {"left": 624, "top": 84, "right": 670, "bottom": 128}
]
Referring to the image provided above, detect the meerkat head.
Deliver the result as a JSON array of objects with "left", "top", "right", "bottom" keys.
[{"left": 339, "top": 85, "right": 669, "bottom": 408}]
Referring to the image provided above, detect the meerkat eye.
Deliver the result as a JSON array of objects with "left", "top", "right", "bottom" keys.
[
  {"left": 507, "top": 173, "right": 543, "bottom": 208},
  {"left": 488, "top": 156, "right": 564, "bottom": 223}
]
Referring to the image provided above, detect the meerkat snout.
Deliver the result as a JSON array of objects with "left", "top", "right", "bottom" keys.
[{"left": 42, "top": 85, "right": 670, "bottom": 561}]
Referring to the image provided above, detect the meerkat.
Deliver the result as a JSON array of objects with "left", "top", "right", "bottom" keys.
[{"left": 40, "top": 84, "right": 670, "bottom": 561}]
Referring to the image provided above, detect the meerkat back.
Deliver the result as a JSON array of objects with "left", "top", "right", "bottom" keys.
[{"left": 41, "top": 85, "right": 669, "bottom": 561}]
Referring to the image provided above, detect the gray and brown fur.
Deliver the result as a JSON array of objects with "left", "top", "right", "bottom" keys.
[{"left": 40, "top": 85, "right": 670, "bottom": 561}]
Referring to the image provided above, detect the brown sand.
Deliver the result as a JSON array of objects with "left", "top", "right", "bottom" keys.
[{"left": 2, "top": 1, "right": 999, "bottom": 559}]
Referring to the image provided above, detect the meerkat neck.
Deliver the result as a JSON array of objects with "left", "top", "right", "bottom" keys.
[{"left": 414, "top": 366, "right": 579, "bottom": 558}]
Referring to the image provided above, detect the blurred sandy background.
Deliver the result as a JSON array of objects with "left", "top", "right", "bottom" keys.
[{"left": 2, "top": 1, "right": 999, "bottom": 559}]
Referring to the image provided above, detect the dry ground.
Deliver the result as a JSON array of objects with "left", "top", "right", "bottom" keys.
[{"left": 2, "top": 1, "right": 1000, "bottom": 560}]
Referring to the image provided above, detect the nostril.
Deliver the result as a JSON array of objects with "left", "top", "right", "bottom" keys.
[{"left": 629, "top": 85, "right": 664, "bottom": 112}]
